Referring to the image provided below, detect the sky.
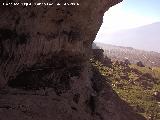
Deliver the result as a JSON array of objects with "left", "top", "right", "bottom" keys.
[{"left": 95, "top": 0, "right": 160, "bottom": 42}]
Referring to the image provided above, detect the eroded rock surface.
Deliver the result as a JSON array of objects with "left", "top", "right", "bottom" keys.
[
  {"left": 0, "top": 0, "right": 122, "bottom": 87},
  {"left": 0, "top": 0, "right": 146, "bottom": 120}
]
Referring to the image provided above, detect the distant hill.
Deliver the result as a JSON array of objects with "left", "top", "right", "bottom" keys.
[
  {"left": 95, "top": 22, "right": 160, "bottom": 53},
  {"left": 94, "top": 42, "right": 160, "bottom": 67}
]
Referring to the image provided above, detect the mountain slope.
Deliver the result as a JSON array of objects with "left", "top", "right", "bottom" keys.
[
  {"left": 94, "top": 42, "right": 160, "bottom": 67},
  {"left": 91, "top": 58, "right": 160, "bottom": 120}
]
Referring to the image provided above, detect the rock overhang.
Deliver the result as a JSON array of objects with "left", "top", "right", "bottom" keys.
[{"left": 0, "top": 0, "right": 123, "bottom": 88}]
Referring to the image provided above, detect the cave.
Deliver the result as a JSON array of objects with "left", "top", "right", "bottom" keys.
[{"left": 0, "top": 0, "right": 146, "bottom": 120}]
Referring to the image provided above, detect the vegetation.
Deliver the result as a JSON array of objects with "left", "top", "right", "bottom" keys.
[{"left": 91, "top": 58, "right": 160, "bottom": 120}]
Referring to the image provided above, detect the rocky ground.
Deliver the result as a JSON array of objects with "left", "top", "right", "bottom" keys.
[{"left": 0, "top": 66, "right": 146, "bottom": 120}]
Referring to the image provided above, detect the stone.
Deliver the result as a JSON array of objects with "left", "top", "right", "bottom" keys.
[
  {"left": 92, "top": 49, "right": 104, "bottom": 62},
  {"left": 137, "top": 61, "right": 145, "bottom": 67},
  {"left": 103, "top": 55, "right": 112, "bottom": 67}
]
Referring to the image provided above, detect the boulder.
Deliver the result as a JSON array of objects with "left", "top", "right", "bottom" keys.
[
  {"left": 137, "top": 61, "right": 145, "bottom": 67},
  {"left": 92, "top": 49, "right": 104, "bottom": 62}
]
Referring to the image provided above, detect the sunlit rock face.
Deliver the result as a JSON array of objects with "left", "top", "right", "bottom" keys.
[{"left": 0, "top": 0, "right": 146, "bottom": 120}]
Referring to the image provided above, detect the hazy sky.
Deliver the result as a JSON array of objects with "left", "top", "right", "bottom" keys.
[{"left": 95, "top": 0, "right": 160, "bottom": 39}]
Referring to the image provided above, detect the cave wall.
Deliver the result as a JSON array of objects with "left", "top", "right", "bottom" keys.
[{"left": 0, "top": 0, "right": 122, "bottom": 87}]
